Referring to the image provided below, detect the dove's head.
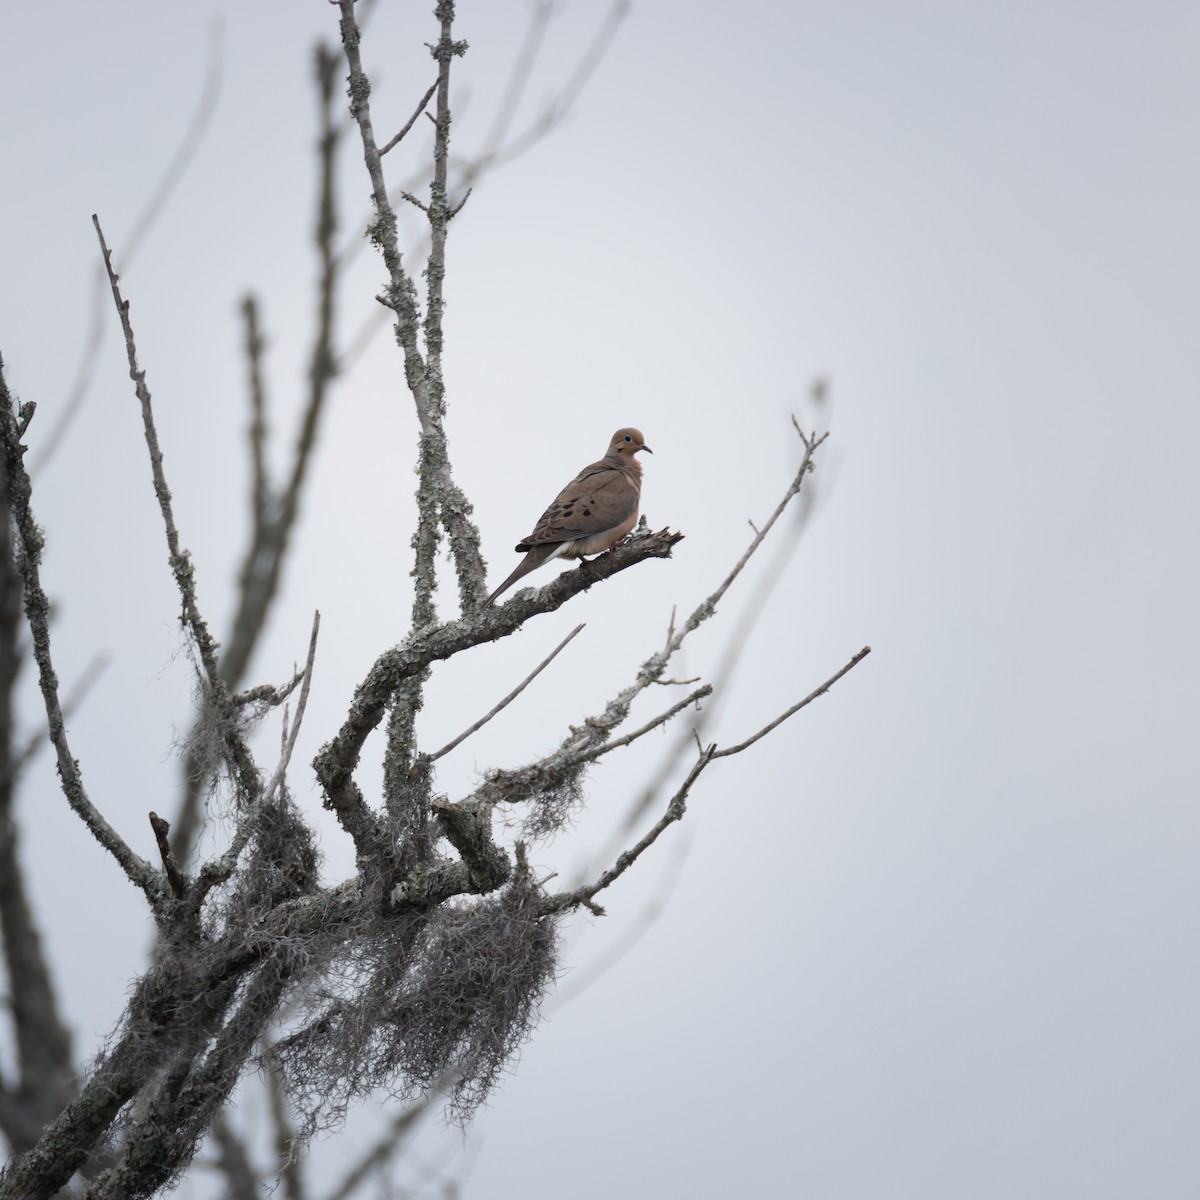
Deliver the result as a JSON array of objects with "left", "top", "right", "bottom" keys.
[{"left": 607, "top": 428, "right": 653, "bottom": 459}]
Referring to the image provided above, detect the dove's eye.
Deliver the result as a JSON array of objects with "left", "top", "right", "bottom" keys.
[{"left": 623, "top": 434, "right": 632, "bottom": 442}]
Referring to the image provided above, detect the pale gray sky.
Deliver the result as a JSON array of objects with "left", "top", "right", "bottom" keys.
[{"left": 1, "top": 1, "right": 1197, "bottom": 1197}]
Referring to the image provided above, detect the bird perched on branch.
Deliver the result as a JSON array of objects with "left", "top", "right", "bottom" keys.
[{"left": 489, "top": 427, "right": 653, "bottom": 604}]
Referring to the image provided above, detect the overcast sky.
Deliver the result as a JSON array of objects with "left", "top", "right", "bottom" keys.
[{"left": 1, "top": 1, "right": 1198, "bottom": 1197}]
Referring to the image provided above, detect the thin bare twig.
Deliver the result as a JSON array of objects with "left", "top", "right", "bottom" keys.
[
  {"left": 711, "top": 645, "right": 872, "bottom": 759},
  {"left": 379, "top": 79, "right": 439, "bottom": 156},
  {"left": 263, "top": 1055, "right": 305, "bottom": 1200},
  {"left": 196, "top": 612, "right": 321, "bottom": 898},
  {"left": 574, "top": 684, "right": 712, "bottom": 763},
  {"left": 543, "top": 745, "right": 716, "bottom": 917},
  {"left": 262, "top": 612, "right": 321, "bottom": 802},
  {"left": 427, "top": 623, "right": 585, "bottom": 762},
  {"left": 242, "top": 295, "right": 269, "bottom": 523},
  {"left": 232, "top": 668, "right": 305, "bottom": 711},
  {"left": 93, "top": 215, "right": 224, "bottom": 690},
  {"left": 399, "top": 190, "right": 430, "bottom": 215},
  {"left": 705, "top": 428, "right": 830, "bottom": 617},
  {"left": 447, "top": 186, "right": 472, "bottom": 219}
]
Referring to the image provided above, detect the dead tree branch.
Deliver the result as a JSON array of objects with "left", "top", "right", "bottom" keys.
[
  {"left": 336, "top": 0, "right": 486, "bottom": 618},
  {"left": 426, "top": 622, "right": 586, "bottom": 763},
  {"left": 543, "top": 745, "right": 716, "bottom": 918},
  {"left": 0, "top": 354, "right": 164, "bottom": 909},
  {"left": 380, "top": 80, "right": 438, "bottom": 157},
  {"left": 0, "top": 413, "right": 77, "bottom": 1154},
  {"left": 711, "top": 645, "right": 872, "bottom": 759},
  {"left": 92, "top": 216, "right": 223, "bottom": 690}
]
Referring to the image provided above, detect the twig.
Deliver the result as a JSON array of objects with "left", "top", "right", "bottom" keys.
[
  {"left": 262, "top": 1054, "right": 304, "bottom": 1200},
  {"left": 0, "top": 355, "right": 163, "bottom": 907},
  {"left": 196, "top": 613, "right": 322, "bottom": 898},
  {"left": 574, "top": 684, "right": 712, "bottom": 763},
  {"left": 15, "top": 402, "right": 35, "bottom": 439},
  {"left": 649, "top": 428, "right": 827, "bottom": 672},
  {"left": 149, "top": 813, "right": 188, "bottom": 898},
  {"left": 399, "top": 190, "right": 430, "bottom": 215},
  {"left": 543, "top": 744, "right": 715, "bottom": 916},
  {"left": 232, "top": 668, "right": 304, "bottom": 711},
  {"left": 336, "top": 0, "right": 487, "bottom": 616},
  {"left": 379, "top": 79, "right": 439, "bottom": 156},
  {"left": 427, "top": 622, "right": 585, "bottom": 762},
  {"left": 262, "top": 611, "right": 321, "bottom": 802},
  {"left": 92, "top": 215, "right": 224, "bottom": 690},
  {"left": 241, "top": 295, "right": 269, "bottom": 523},
  {"left": 705, "top": 427, "right": 829, "bottom": 617},
  {"left": 447, "top": 186, "right": 472, "bottom": 219},
  {"left": 97, "top": 213, "right": 264, "bottom": 854},
  {"left": 711, "top": 645, "right": 872, "bottom": 758}
]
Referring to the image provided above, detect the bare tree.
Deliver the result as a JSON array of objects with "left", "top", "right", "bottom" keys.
[{"left": 0, "top": 3, "right": 868, "bottom": 1197}]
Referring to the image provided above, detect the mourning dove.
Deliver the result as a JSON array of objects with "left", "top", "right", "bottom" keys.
[{"left": 489, "top": 427, "right": 653, "bottom": 604}]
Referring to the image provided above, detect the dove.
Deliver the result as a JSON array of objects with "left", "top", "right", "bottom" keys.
[{"left": 489, "top": 427, "right": 653, "bottom": 604}]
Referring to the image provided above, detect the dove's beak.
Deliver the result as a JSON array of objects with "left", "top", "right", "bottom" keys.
[{"left": 640, "top": 444, "right": 653, "bottom": 455}]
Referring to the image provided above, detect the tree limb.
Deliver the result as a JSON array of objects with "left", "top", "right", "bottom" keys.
[
  {"left": 426, "top": 622, "right": 585, "bottom": 762},
  {"left": 711, "top": 645, "right": 872, "bottom": 759},
  {"left": 0, "top": 353, "right": 164, "bottom": 909},
  {"left": 542, "top": 745, "right": 716, "bottom": 917}
]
